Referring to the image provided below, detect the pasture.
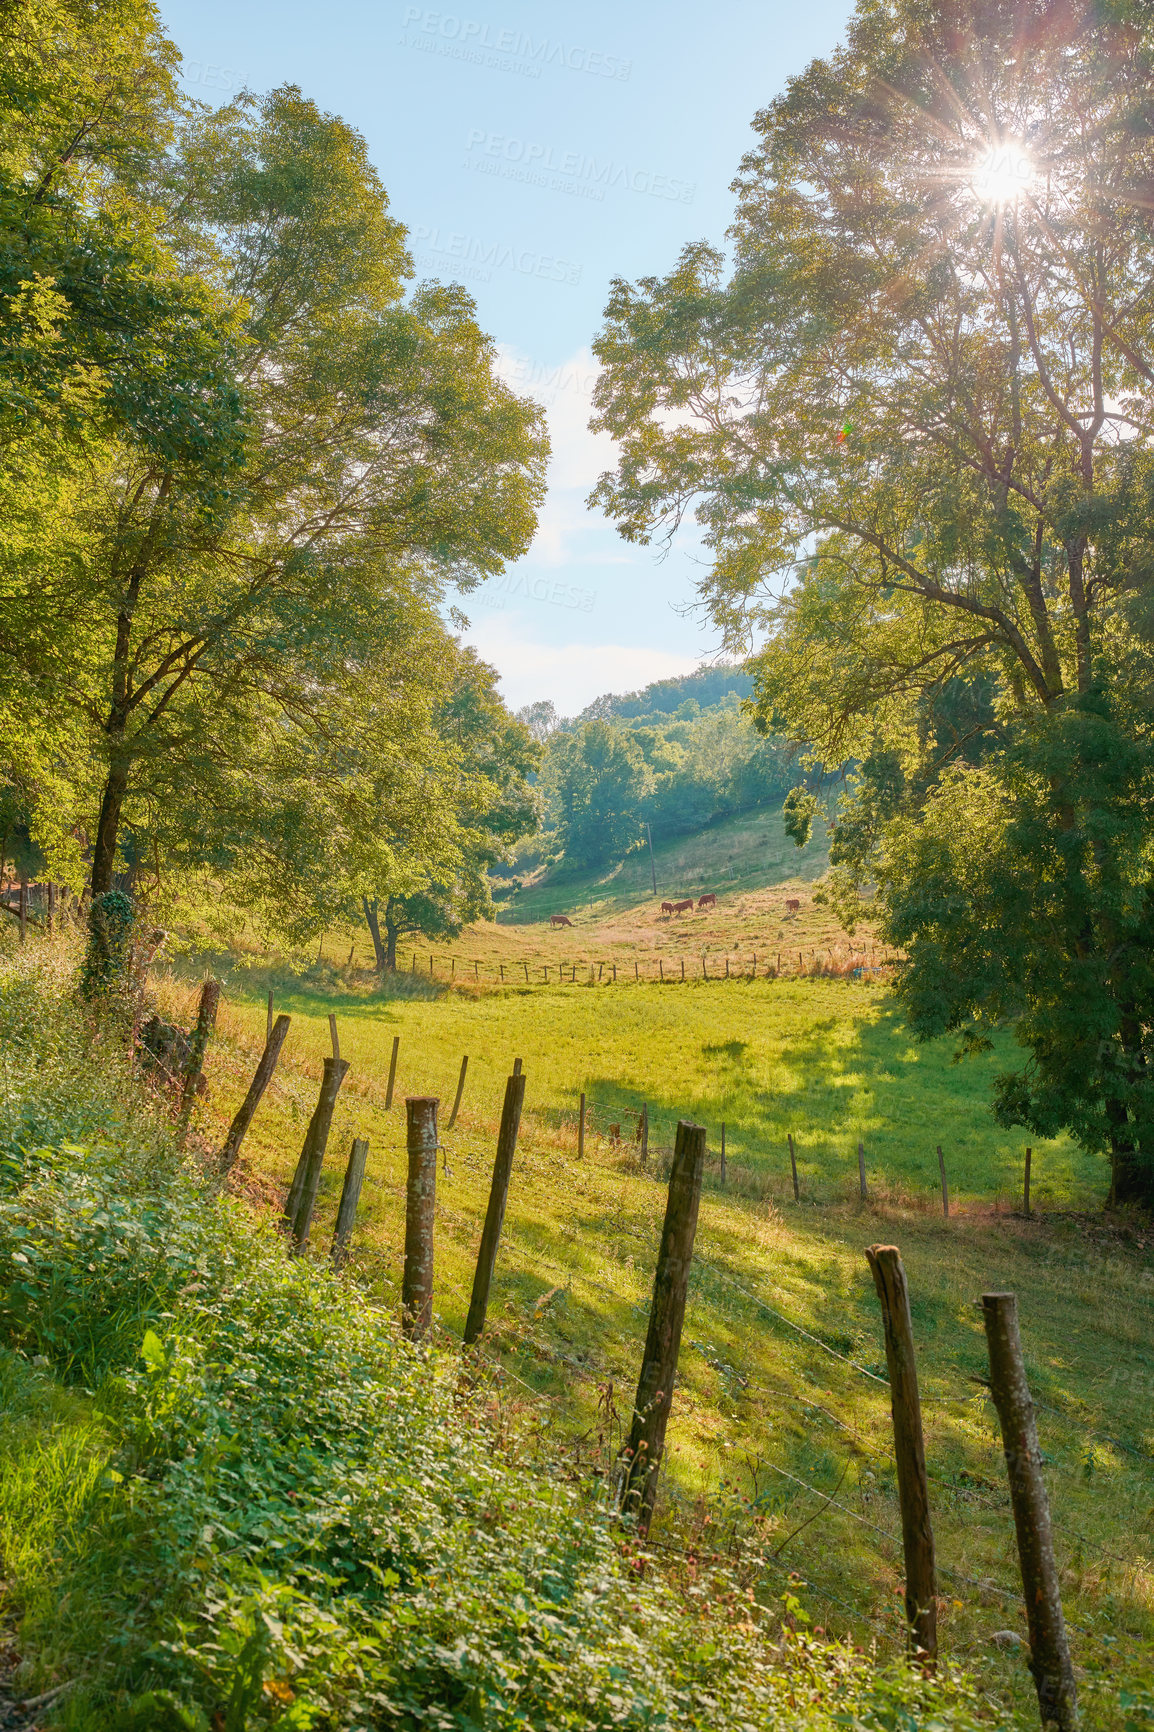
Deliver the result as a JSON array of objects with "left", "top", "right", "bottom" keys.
[{"left": 162, "top": 945, "right": 1154, "bottom": 1728}]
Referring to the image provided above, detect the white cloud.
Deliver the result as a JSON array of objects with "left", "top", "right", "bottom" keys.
[
  {"left": 463, "top": 609, "right": 700, "bottom": 714},
  {"left": 497, "top": 343, "right": 620, "bottom": 566}
]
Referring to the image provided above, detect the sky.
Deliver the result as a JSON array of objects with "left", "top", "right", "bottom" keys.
[{"left": 158, "top": 0, "right": 855, "bottom": 715}]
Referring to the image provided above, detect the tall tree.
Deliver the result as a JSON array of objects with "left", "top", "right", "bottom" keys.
[
  {"left": 542, "top": 720, "right": 650, "bottom": 869},
  {"left": 1, "top": 67, "right": 548, "bottom": 896},
  {"left": 590, "top": 0, "right": 1154, "bottom": 1202}
]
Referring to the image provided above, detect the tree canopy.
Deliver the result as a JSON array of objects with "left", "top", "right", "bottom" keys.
[{"left": 591, "top": 0, "right": 1154, "bottom": 1203}]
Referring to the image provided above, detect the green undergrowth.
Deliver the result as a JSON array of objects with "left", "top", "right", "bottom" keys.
[{"left": 0, "top": 945, "right": 1013, "bottom": 1729}]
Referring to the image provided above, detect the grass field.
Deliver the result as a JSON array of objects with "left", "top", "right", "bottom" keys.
[{"left": 159, "top": 943, "right": 1154, "bottom": 1728}]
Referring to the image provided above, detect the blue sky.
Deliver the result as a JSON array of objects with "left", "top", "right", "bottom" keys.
[{"left": 160, "top": 0, "right": 854, "bottom": 714}]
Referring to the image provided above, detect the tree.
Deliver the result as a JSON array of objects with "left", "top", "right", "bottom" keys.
[
  {"left": 542, "top": 720, "right": 650, "bottom": 870},
  {"left": 1, "top": 67, "right": 548, "bottom": 897},
  {"left": 590, "top": 0, "right": 1154, "bottom": 1203}
]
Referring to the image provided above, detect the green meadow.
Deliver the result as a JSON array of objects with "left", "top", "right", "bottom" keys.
[{"left": 146, "top": 964, "right": 1154, "bottom": 1726}]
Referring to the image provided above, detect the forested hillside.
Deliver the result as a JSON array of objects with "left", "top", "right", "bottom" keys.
[{"left": 513, "top": 668, "right": 807, "bottom": 878}]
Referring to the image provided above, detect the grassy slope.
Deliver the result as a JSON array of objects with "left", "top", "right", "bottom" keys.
[
  {"left": 0, "top": 943, "right": 1011, "bottom": 1732},
  {"left": 158, "top": 899, "right": 1154, "bottom": 1726}
]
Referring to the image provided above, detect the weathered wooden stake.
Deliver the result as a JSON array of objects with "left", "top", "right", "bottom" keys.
[
  {"left": 385, "top": 1034, "right": 400, "bottom": 1109},
  {"left": 620, "top": 1119, "right": 706, "bottom": 1533},
  {"left": 937, "top": 1144, "right": 950, "bottom": 1219},
  {"left": 283, "top": 1055, "right": 350, "bottom": 1252},
  {"left": 857, "top": 1139, "right": 868, "bottom": 1200},
  {"left": 865, "top": 1245, "right": 938, "bottom": 1663},
  {"left": 402, "top": 1097, "right": 439, "bottom": 1338},
  {"left": 513, "top": 1056, "right": 522, "bottom": 1076},
  {"left": 659, "top": 959, "right": 664, "bottom": 982},
  {"left": 578, "top": 1091, "right": 586, "bottom": 1160},
  {"left": 463, "top": 1071, "right": 526, "bottom": 1344},
  {"left": 981, "top": 1293, "right": 1078, "bottom": 1732},
  {"left": 177, "top": 977, "right": 221, "bottom": 1135},
  {"left": 680, "top": 956, "right": 685, "bottom": 981},
  {"left": 331, "top": 1136, "right": 369, "bottom": 1268},
  {"left": 523, "top": 960, "right": 529, "bottom": 982},
  {"left": 1024, "top": 1146, "right": 1032, "bottom": 1218},
  {"left": 429, "top": 952, "right": 434, "bottom": 978},
  {"left": 788, "top": 1132, "right": 800, "bottom": 1201},
  {"left": 214, "top": 1013, "right": 292, "bottom": 1186},
  {"left": 447, "top": 1055, "right": 468, "bottom": 1130}
]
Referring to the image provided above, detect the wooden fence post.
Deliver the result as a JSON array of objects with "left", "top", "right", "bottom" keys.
[
  {"left": 620, "top": 1119, "right": 706, "bottom": 1533},
  {"left": 213, "top": 1013, "right": 292, "bottom": 1187},
  {"left": 659, "top": 959, "right": 664, "bottom": 982},
  {"left": 331, "top": 1136, "right": 369, "bottom": 1268},
  {"left": 640, "top": 1104, "right": 649, "bottom": 1165},
  {"left": 1024, "top": 1146, "right": 1032, "bottom": 1218},
  {"left": 937, "top": 1144, "right": 950, "bottom": 1219},
  {"left": 447, "top": 1055, "right": 468, "bottom": 1130},
  {"left": 402, "top": 1097, "right": 439, "bottom": 1338},
  {"left": 429, "top": 952, "right": 434, "bottom": 978},
  {"left": 788, "top": 1132, "right": 800, "bottom": 1202},
  {"left": 680, "top": 957, "right": 685, "bottom": 981},
  {"left": 177, "top": 977, "right": 221, "bottom": 1136},
  {"left": 283, "top": 1054, "right": 351, "bottom": 1252},
  {"left": 463, "top": 1071, "right": 526, "bottom": 1345},
  {"left": 385, "top": 1035, "right": 400, "bottom": 1109},
  {"left": 513, "top": 1056, "right": 522, "bottom": 1076},
  {"left": 865, "top": 1246, "right": 938, "bottom": 1663},
  {"left": 578, "top": 1091, "right": 586, "bottom": 1160},
  {"left": 981, "top": 1292, "right": 1078, "bottom": 1732},
  {"left": 857, "top": 1139, "right": 868, "bottom": 1201}
]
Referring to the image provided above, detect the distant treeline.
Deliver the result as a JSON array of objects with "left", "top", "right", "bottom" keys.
[{"left": 516, "top": 667, "right": 796, "bottom": 872}]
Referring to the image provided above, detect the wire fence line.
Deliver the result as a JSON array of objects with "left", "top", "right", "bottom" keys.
[{"left": 400, "top": 945, "right": 901, "bottom": 988}]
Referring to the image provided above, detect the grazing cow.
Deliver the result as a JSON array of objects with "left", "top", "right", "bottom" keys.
[
  {"left": 672, "top": 898, "right": 694, "bottom": 915},
  {"left": 661, "top": 901, "right": 675, "bottom": 916},
  {"left": 550, "top": 913, "right": 574, "bottom": 928},
  {"left": 697, "top": 893, "right": 716, "bottom": 910},
  {"left": 785, "top": 898, "right": 801, "bottom": 914}
]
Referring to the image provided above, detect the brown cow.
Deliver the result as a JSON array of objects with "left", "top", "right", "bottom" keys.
[
  {"left": 660, "top": 901, "right": 675, "bottom": 916},
  {"left": 785, "top": 898, "right": 801, "bottom": 914},
  {"left": 697, "top": 893, "right": 716, "bottom": 909},
  {"left": 550, "top": 913, "right": 574, "bottom": 927},
  {"left": 672, "top": 898, "right": 694, "bottom": 914}
]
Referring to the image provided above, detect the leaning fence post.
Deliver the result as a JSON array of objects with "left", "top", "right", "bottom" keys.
[
  {"left": 578, "top": 1091, "right": 586, "bottom": 1160},
  {"left": 447, "top": 1055, "right": 468, "bottom": 1130},
  {"left": 464, "top": 1070, "right": 526, "bottom": 1345},
  {"left": 213, "top": 1013, "right": 292, "bottom": 1187},
  {"left": 857, "top": 1139, "right": 868, "bottom": 1201},
  {"left": 937, "top": 1144, "right": 950, "bottom": 1219},
  {"left": 385, "top": 1035, "right": 400, "bottom": 1109},
  {"left": 788, "top": 1133, "right": 800, "bottom": 1201},
  {"left": 402, "top": 1097, "right": 439, "bottom": 1338},
  {"left": 283, "top": 1054, "right": 351, "bottom": 1252},
  {"left": 865, "top": 1245, "right": 938, "bottom": 1663},
  {"left": 981, "top": 1292, "right": 1078, "bottom": 1732},
  {"left": 331, "top": 1136, "right": 369, "bottom": 1268},
  {"left": 619, "top": 1119, "right": 706, "bottom": 1533},
  {"left": 177, "top": 977, "right": 221, "bottom": 1137}
]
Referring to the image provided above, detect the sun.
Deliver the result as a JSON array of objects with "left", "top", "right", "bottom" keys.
[{"left": 969, "top": 139, "right": 1035, "bottom": 207}]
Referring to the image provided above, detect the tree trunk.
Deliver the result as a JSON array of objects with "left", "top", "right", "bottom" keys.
[
  {"left": 91, "top": 755, "right": 130, "bottom": 897},
  {"left": 384, "top": 900, "right": 399, "bottom": 972},
  {"left": 362, "top": 896, "right": 387, "bottom": 971}
]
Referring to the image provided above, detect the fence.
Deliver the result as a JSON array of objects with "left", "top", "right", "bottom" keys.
[
  {"left": 187, "top": 990, "right": 1151, "bottom": 1724},
  {"left": 400, "top": 946, "right": 902, "bottom": 988}
]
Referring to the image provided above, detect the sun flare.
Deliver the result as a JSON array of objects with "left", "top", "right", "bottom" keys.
[{"left": 969, "top": 139, "right": 1035, "bottom": 206}]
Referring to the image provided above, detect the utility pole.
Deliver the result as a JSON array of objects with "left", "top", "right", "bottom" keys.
[{"left": 646, "top": 822, "right": 658, "bottom": 896}]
